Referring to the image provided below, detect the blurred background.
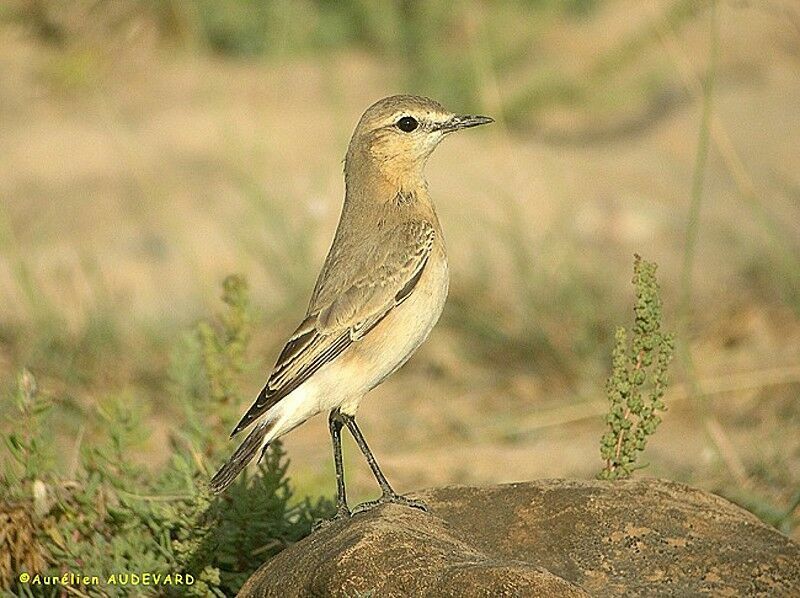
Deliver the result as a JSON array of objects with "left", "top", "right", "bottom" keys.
[{"left": 1, "top": 0, "right": 799, "bottom": 538}]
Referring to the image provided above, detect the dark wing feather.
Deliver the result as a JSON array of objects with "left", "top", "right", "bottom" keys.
[
  {"left": 395, "top": 253, "right": 429, "bottom": 304},
  {"left": 231, "top": 324, "right": 351, "bottom": 436}
]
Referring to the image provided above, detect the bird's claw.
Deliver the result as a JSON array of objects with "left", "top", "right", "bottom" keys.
[
  {"left": 312, "top": 505, "right": 351, "bottom": 531},
  {"left": 352, "top": 492, "right": 428, "bottom": 515}
]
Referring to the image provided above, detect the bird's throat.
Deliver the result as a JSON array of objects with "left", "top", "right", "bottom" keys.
[{"left": 345, "top": 151, "right": 428, "bottom": 208}]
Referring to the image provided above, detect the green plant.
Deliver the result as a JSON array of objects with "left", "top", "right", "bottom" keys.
[
  {"left": 599, "top": 255, "right": 675, "bottom": 480},
  {"left": 196, "top": 274, "right": 252, "bottom": 433},
  {"left": 0, "top": 275, "right": 331, "bottom": 596}
]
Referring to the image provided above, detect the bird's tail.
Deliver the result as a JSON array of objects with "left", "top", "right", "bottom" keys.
[{"left": 209, "top": 419, "right": 274, "bottom": 494}]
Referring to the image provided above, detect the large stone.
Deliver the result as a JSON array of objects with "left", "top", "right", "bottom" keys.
[{"left": 238, "top": 479, "right": 800, "bottom": 597}]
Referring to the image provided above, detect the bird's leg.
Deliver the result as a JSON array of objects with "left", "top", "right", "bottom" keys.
[
  {"left": 328, "top": 409, "right": 351, "bottom": 520},
  {"left": 341, "top": 414, "right": 427, "bottom": 515},
  {"left": 313, "top": 411, "right": 351, "bottom": 530}
]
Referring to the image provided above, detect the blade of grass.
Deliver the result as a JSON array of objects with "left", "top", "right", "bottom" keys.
[
  {"left": 656, "top": 3, "right": 800, "bottom": 311},
  {"left": 677, "top": 0, "right": 718, "bottom": 399}
]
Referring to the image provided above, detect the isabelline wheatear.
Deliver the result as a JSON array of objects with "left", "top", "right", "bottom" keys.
[{"left": 210, "top": 95, "right": 492, "bottom": 519}]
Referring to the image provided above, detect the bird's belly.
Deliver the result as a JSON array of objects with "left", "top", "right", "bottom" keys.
[{"left": 317, "top": 252, "right": 449, "bottom": 414}]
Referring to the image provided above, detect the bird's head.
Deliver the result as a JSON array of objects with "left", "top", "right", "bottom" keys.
[{"left": 346, "top": 95, "right": 493, "bottom": 184}]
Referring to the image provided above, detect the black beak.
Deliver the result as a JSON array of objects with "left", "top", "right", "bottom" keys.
[{"left": 439, "top": 114, "right": 494, "bottom": 132}]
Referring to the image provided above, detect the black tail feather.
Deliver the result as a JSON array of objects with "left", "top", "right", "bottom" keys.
[{"left": 209, "top": 420, "right": 273, "bottom": 494}]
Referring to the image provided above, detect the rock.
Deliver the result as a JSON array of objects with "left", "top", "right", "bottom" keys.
[{"left": 238, "top": 479, "right": 800, "bottom": 597}]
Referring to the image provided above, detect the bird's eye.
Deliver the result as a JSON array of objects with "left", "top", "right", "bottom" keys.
[{"left": 396, "top": 116, "right": 419, "bottom": 132}]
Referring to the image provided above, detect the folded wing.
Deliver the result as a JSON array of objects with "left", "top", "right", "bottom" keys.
[{"left": 230, "top": 220, "right": 435, "bottom": 436}]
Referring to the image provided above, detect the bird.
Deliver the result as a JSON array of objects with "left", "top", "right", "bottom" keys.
[{"left": 209, "top": 95, "right": 492, "bottom": 520}]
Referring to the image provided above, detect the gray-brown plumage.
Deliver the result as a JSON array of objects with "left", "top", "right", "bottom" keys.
[{"left": 210, "top": 95, "right": 492, "bottom": 519}]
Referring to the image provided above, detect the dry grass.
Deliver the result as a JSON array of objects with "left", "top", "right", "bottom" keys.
[{"left": 1, "top": 0, "right": 799, "bottom": 538}]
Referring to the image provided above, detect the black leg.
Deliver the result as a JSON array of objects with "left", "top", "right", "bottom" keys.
[
  {"left": 340, "top": 414, "right": 427, "bottom": 515},
  {"left": 313, "top": 410, "right": 351, "bottom": 531},
  {"left": 328, "top": 410, "right": 350, "bottom": 518},
  {"left": 340, "top": 414, "right": 394, "bottom": 493}
]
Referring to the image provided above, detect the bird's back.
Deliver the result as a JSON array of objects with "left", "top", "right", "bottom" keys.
[{"left": 307, "top": 184, "right": 445, "bottom": 319}]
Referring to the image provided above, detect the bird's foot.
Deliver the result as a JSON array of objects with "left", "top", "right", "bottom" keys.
[
  {"left": 312, "top": 504, "right": 351, "bottom": 531},
  {"left": 352, "top": 492, "right": 428, "bottom": 515}
]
